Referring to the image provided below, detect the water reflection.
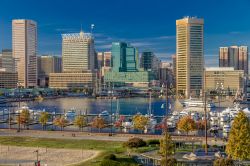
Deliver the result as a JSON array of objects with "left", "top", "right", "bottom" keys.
[{"left": 13, "top": 97, "right": 167, "bottom": 116}]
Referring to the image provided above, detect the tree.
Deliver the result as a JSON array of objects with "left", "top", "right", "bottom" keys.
[
  {"left": 159, "top": 132, "right": 176, "bottom": 166},
  {"left": 39, "top": 112, "right": 49, "bottom": 130},
  {"left": 159, "top": 132, "right": 174, "bottom": 155},
  {"left": 196, "top": 119, "right": 206, "bottom": 135},
  {"left": 160, "top": 158, "right": 177, "bottom": 166},
  {"left": 53, "top": 116, "right": 68, "bottom": 131},
  {"left": 91, "top": 116, "right": 106, "bottom": 132},
  {"left": 123, "top": 137, "right": 146, "bottom": 148},
  {"left": 226, "top": 111, "right": 250, "bottom": 160},
  {"left": 177, "top": 116, "right": 196, "bottom": 135},
  {"left": 213, "top": 157, "right": 234, "bottom": 166},
  {"left": 17, "top": 109, "right": 31, "bottom": 129},
  {"left": 74, "top": 115, "right": 87, "bottom": 131},
  {"left": 132, "top": 115, "right": 149, "bottom": 132}
]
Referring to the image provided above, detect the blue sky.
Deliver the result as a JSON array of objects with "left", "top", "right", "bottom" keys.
[{"left": 1, "top": 0, "right": 250, "bottom": 66}]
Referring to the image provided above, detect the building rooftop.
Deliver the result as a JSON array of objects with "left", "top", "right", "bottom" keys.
[
  {"left": 62, "top": 31, "right": 92, "bottom": 40},
  {"left": 205, "top": 67, "right": 236, "bottom": 71}
]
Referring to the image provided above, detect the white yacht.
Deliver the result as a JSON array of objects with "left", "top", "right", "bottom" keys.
[
  {"left": 15, "top": 106, "right": 34, "bottom": 114},
  {"left": 99, "top": 110, "right": 109, "bottom": 116},
  {"left": 65, "top": 109, "right": 76, "bottom": 118},
  {"left": 183, "top": 98, "right": 215, "bottom": 108}
]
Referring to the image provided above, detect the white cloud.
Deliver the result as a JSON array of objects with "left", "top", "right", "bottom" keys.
[{"left": 96, "top": 44, "right": 112, "bottom": 49}]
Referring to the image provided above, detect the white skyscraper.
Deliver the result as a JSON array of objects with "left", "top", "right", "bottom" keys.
[
  {"left": 12, "top": 19, "right": 37, "bottom": 88},
  {"left": 62, "top": 31, "right": 95, "bottom": 72}
]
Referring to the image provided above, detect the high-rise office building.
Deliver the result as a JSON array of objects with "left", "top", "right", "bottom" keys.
[
  {"left": 219, "top": 46, "right": 248, "bottom": 75},
  {"left": 37, "top": 55, "right": 62, "bottom": 87},
  {"left": 238, "top": 46, "right": 248, "bottom": 75},
  {"left": 104, "top": 42, "right": 154, "bottom": 87},
  {"left": 104, "top": 52, "right": 112, "bottom": 67},
  {"left": 0, "top": 49, "right": 15, "bottom": 73},
  {"left": 176, "top": 17, "right": 204, "bottom": 98},
  {"left": 12, "top": 19, "right": 37, "bottom": 88},
  {"left": 62, "top": 31, "right": 95, "bottom": 72},
  {"left": 97, "top": 52, "right": 104, "bottom": 69},
  {"left": 112, "top": 42, "right": 139, "bottom": 72},
  {"left": 158, "top": 62, "right": 173, "bottom": 85},
  {"left": 140, "top": 51, "right": 160, "bottom": 78},
  {"left": 49, "top": 30, "right": 96, "bottom": 89}
]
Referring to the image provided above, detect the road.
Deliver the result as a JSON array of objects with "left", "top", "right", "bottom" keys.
[{"left": 0, "top": 129, "right": 226, "bottom": 146}]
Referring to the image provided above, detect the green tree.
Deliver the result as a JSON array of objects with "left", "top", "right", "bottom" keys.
[
  {"left": 91, "top": 116, "right": 106, "bottom": 132},
  {"left": 39, "top": 112, "right": 49, "bottom": 130},
  {"left": 74, "top": 115, "right": 87, "bottom": 131},
  {"left": 53, "top": 116, "right": 68, "bottom": 131},
  {"left": 159, "top": 132, "right": 174, "bottom": 156},
  {"left": 17, "top": 109, "right": 31, "bottom": 129},
  {"left": 213, "top": 157, "right": 234, "bottom": 166},
  {"left": 159, "top": 132, "right": 175, "bottom": 166},
  {"left": 160, "top": 157, "right": 177, "bottom": 166},
  {"left": 226, "top": 111, "right": 250, "bottom": 160},
  {"left": 177, "top": 116, "right": 196, "bottom": 135},
  {"left": 132, "top": 115, "right": 149, "bottom": 133}
]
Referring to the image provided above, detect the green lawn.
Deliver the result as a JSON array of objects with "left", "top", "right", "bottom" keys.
[{"left": 0, "top": 136, "right": 138, "bottom": 166}]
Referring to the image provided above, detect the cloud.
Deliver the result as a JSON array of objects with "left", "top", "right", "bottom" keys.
[
  {"left": 55, "top": 28, "right": 78, "bottom": 33},
  {"left": 96, "top": 44, "right": 112, "bottom": 50},
  {"left": 131, "top": 42, "right": 153, "bottom": 47},
  {"left": 154, "top": 35, "right": 176, "bottom": 39},
  {"left": 229, "top": 31, "right": 241, "bottom": 35}
]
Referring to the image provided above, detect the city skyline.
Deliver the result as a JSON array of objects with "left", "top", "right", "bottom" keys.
[{"left": 1, "top": 0, "right": 250, "bottom": 67}]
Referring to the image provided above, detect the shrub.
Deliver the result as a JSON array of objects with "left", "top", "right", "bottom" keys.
[
  {"left": 123, "top": 137, "right": 147, "bottom": 148},
  {"left": 213, "top": 157, "right": 234, "bottom": 166},
  {"left": 147, "top": 139, "right": 160, "bottom": 145},
  {"left": 104, "top": 154, "right": 117, "bottom": 160},
  {"left": 99, "top": 159, "right": 120, "bottom": 166},
  {"left": 160, "top": 157, "right": 177, "bottom": 166}
]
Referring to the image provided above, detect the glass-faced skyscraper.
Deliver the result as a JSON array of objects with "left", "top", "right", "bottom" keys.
[
  {"left": 12, "top": 19, "right": 37, "bottom": 88},
  {"left": 176, "top": 17, "right": 204, "bottom": 98},
  {"left": 112, "top": 42, "right": 138, "bottom": 72}
]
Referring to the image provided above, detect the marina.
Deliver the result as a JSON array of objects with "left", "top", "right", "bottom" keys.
[{"left": 0, "top": 96, "right": 249, "bottom": 137}]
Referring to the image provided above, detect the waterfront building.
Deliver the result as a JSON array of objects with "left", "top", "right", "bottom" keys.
[
  {"left": 0, "top": 49, "right": 15, "bottom": 73},
  {"left": 176, "top": 17, "right": 204, "bottom": 98},
  {"left": 62, "top": 31, "right": 95, "bottom": 72},
  {"left": 12, "top": 19, "right": 37, "bottom": 88},
  {"left": 104, "top": 42, "right": 154, "bottom": 87},
  {"left": 49, "top": 30, "right": 97, "bottom": 90},
  {"left": 205, "top": 67, "right": 244, "bottom": 95},
  {"left": 219, "top": 46, "right": 248, "bottom": 75},
  {"left": 0, "top": 69, "right": 18, "bottom": 88},
  {"left": 37, "top": 55, "right": 62, "bottom": 87},
  {"left": 49, "top": 72, "right": 96, "bottom": 89},
  {"left": 140, "top": 51, "right": 160, "bottom": 79}
]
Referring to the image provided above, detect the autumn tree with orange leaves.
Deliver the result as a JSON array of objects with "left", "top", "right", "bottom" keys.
[{"left": 177, "top": 116, "right": 196, "bottom": 135}]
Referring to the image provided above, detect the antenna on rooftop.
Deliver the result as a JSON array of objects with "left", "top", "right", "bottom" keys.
[{"left": 91, "top": 24, "right": 95, "bottom": 34}]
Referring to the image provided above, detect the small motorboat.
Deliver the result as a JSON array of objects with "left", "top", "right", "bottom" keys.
[{"left": 99, "top": 110, "right": 109, "bottom": 116}]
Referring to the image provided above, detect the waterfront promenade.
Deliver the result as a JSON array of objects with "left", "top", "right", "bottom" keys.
[{"left": 0, "top": 129, "right": 225, "bottom": 146}]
